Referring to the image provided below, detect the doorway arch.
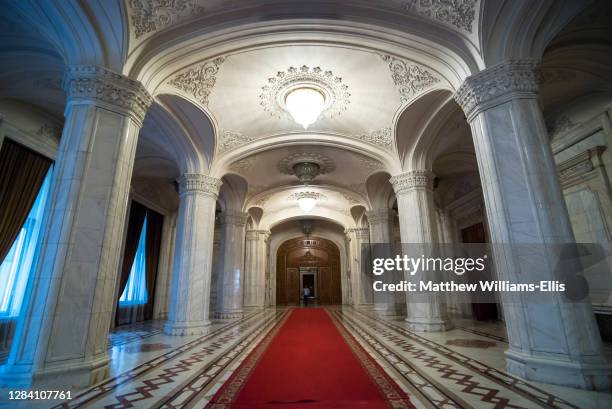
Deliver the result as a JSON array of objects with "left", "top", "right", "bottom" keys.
[{"left": 276, "top": 236, "right": 342, "bottom": 305}]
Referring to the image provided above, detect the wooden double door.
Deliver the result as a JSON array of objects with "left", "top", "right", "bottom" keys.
[{"left": 276, "top": 236, "right": 341, "bottom": 305}]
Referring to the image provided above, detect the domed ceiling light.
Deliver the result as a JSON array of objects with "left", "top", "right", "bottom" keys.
[
  {"left": 297, "top": 195, "right": 317, "bottom": 212},
  {"left": 285, "top": 87, "right": 325, "bottom": 129}
]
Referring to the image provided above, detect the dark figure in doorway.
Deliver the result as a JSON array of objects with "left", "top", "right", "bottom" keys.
[{"left": 303, "top": 286, "right": 311, "bottom": 306}]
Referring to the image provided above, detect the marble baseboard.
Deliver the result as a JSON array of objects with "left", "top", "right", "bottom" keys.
[
  {"left": 405, "top": 317, "right": 454, "bottom": 332},
  {"left": 215, "top": 310, "right": 244, "bottom": 319}
]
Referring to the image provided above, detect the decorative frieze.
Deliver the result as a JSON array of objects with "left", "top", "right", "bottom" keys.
[
  {"left": 287, "top": 191, "right": 327, "bottom": 202},
  {"left": 64, "top": 65, "right": 153, "bottom": 124},
  {"left": 405, "top": 0, "right": 478, "bottom": 33},
  {"left": 380, "top": 55, "right": 440, "bottom": 103},
  {"left": 345, "top": 227, "right": 370, "bottom": 240},
  {"left": 557, "top": 146, "right": 605, "bottom": 188},
  {"left": 168, "top": 57, "right": 225, "bottom": 106},
  {"left": 178, "top": 173, "right": 222, "bottom": 197},
  {"left": 129, "top": 0, "right": 204, "bottom": 39},
  {"left": 454, "top": 60, "right": 539, "bottom": 121},
  {"left": 389, "top": 170, "right": 435, "bottom": 194},
  {"left": 246, "top": 229, "right": 270, "bottom": 241}
]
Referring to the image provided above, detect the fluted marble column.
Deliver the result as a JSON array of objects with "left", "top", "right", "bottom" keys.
[
  {"left": 0, "top": 66, "right": 152, "bottom": 388},
  {"left": 164, "top": 174, "right": 221, "bottom": 336},
  {"left": 345, "top": 227, "right": 372, "bottom": 306},
  {"left": 390, "top": 171, "right": 453, "bottom": 331},
  {"left": 243, "top": 229, "right": 270, "bottom": 310},
  {"left": 215, "top": 211, "right": 248, "bottom": 318},
  {"left": 455, "top": 60, "right": 611, "bottom": 389},
  {"left": 366, "top": 208, "right": 400, "bottom": 315}
]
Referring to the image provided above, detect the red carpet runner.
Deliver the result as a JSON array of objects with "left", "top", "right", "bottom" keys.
[{"left": 206, "top": 308, "right": 415, "bottom": 409}]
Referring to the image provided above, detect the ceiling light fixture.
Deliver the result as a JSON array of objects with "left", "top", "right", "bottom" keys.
[
  {"left": 285, "top": 87, "right": 325, "bottom": 129},
  {"left": 298, "top": 196, "right": 317, "bottom": 212}
]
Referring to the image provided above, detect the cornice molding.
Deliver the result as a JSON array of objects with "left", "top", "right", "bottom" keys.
[
  {"left": 64, "top": 65, "right": 152, "bottom": 124},
  {"left": 454, "top": 60, "right": 539, "bottom": 122},
  {"left": 389, "top": 169, "right": 435, "bottom": 194},
  {"left": 178, "top": 173, "right": 222, "bottom": 197}
]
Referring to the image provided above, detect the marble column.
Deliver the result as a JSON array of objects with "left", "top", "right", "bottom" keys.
[
  {"left": 0, "top": 66, "right": 152, "bottom": 388},
  {"left": 215, "top": 211, "right": 248, "bottom": 318},
  {"left": 366, "top": 208, "right": 399, "bottom": 315},
  {"left": 164, "top": 174, "right": 221, "bottom": 336},
  {"left": 345, "top": 227, "right": 372, "bottom": 306},
  {"left": 455, "top": 60, "right": 611, "bottom": 389},
  {"left": 243, "top": 229, "right": 270, "bottom": 310},
  {"left": 390, "top": 171, "right": 453, "bottom": 331}
]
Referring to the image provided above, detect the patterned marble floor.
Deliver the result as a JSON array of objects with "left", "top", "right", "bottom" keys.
[{"left": 2, "top": 307, "right": 612, "bottom": 409}]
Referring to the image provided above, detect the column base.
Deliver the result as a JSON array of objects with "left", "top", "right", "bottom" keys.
[
  {"left": 506, "top": 349, "right": 612, "bottom": 391},
  {"left": 373, "top": 303, "right": 402, "bottom": 316},
  {"left": 163, "top": 320, "right": 211, "bottom": 336},
  {"left": 215, "top": 310, "right": 244, "bottom": 319},
  {"left": 0, "top": 354, "right": 109, "bottom": 389},
  {"left": 405, "top": 317, "right": 454, "bottom": 332}
]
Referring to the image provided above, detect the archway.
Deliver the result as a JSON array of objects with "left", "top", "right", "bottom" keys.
[{"left": 276, "top": 236, "right": 341, "bottom": 305}]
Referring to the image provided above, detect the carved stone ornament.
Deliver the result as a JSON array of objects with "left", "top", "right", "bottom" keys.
[
  {"left": 359, "top": 157, "right": 385, "bottom": 170},
  {"left": 342, "top": 193, "right": 361, "bottom": 205},
  {"left": 178, "top": 173, "right": 222, "bottom": 197},
  {"left": 168, "top": 57, "right": 225, "bottom": 106},
  {"left": 218, "top": 130, "right": 253, "bottom": 153},
  {"left": 260, "top": 65, "right": 350, "bottom": 120},
  {"left": 405, "top": 0, "right": 478, "bottom": 33},
  {"left": 380, "top": 55, "right": 440, "bottom": 103},
  {"left": 287, "top": 191, "right": 327, "bottom": 202},
  {"left": 64, "top": 65, "right": 153, "bottom": 124},
  {"left": 219, "top": 210, "right": 249, "bottom": 226},
  {"left": 356, "top": 127, "right": 393, "bottom": 149},
  {"left": 278, "top": 153, "right": 335, "bottom": 175},
  {"left": 389, "top": 170, "right": 435, "bottom": 194},
  {"left": 129, "top": 0, "right": 204, "bottom": 39},
  {"left": 454, "top": 60, "right": 539, "bottom": 121}
]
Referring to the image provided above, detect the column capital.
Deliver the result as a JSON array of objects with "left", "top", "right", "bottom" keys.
[
  {"left": 365, "top": 208, "right": 395, "bottom": 225},
  {"left": 345, "top": 227, "right": 370, "bottom": 240},
  {"left": 64, "top": 65, "right": 153, "bottom": 124},
  {"left": 390, "top": 170, "right": 435, "bottom": 195},
  {"left": 246, "top": 229, "right": 270, "bottom": 240},
  {"left": 219, "top": 210, "right": 248, "bottom": 226},
  {"left": 454, "top": 59, "right": 539, "bottom": 121},
  {"left": 178, "top": 173, "right": 222, "bottom": 197}
]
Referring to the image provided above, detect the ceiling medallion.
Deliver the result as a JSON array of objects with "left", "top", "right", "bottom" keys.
[
  {"left": 278, "top": 153, "right": 335, "bottom": 176},
  {"left": 259, "top": 65, "right": 350, "bottom": 125}
]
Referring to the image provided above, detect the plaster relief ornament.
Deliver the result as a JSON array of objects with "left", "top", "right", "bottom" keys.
[
  {"left": 357, "top": 127, "right": 393, "bottom": 149},
  {"left": 405, "top": 0, "right": 478, "bottom": 33},
  {"left": 228, "top": 156, "right": 256, "bottom": 175},
  {"left": 168, "top": 57, "right": 225, "bottom": 106},
  {"left": 129, "top": 0, "right": 204, "bottom": 39},
  {"left": 218, "top": 130, "right": 253, "bottom": 153},
  {"left": 259, "top": 65, "right": 350, "bottom": 127},
  {"left": 278, "top": 153, "right": 336, "bottom": 176},
  {"left": 381, "top": 55, "right": 440, "bottom": 103}
]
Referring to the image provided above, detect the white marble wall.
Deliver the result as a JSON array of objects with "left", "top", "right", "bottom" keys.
[
  {"left": 0, "top": 66, "right": 152, "bottom": 388},
  {"left": 164, "top": 174, "right": 221, "bottom": 335},
  {"left": 345, "top": 227, "right": 372, "bottom": 306},
  {"left": 455, "top": 60, "right": 611, "bottom": 390}
]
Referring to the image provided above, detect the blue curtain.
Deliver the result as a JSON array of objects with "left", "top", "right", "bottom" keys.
[
  {"left": 0, "top": 167, "right": 53, "bottom": 318},
  {"left": 118, "top": 215, "right": 148, "bottom": 306}
]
